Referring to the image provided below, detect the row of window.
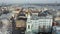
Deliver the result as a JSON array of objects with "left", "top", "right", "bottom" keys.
[{"left": 27, "top": 24, "right": 52, "bottom": 30}]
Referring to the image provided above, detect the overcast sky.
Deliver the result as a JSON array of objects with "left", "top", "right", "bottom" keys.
[{"left": 0, "top": 0, "right": 60, "bottom": 4}]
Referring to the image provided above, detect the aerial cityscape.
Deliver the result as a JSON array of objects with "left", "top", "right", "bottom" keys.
[{"left": 0, "top": 0, "right": 60, "bottom": 34}]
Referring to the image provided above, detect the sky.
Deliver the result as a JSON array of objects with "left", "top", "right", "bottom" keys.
[{"left": 0, "top": 0, "right": 60, "bottom": 4}]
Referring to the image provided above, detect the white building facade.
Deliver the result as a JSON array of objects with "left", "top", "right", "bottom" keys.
[{"left": 26, "top": 12, "right": 53, "bottom": 33}]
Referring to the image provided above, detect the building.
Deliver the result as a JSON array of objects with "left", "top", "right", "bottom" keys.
[
  {"left": 0, "top": 18, "right": 12, "bottom": 34},
  {"left": 26, "top": 11, "right": 53, "bottom": 34}
]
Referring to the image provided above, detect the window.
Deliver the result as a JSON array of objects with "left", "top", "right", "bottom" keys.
[{"left": 28, "top": 25, "right": 30, "bottom": 29}]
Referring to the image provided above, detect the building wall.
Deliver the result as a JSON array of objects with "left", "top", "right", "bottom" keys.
[
  {"left": 26, "top": 23, "right": 32, "bottom": 32},
  {"left": 26, "top": 14, "right": 53, "bottom": 32}
]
